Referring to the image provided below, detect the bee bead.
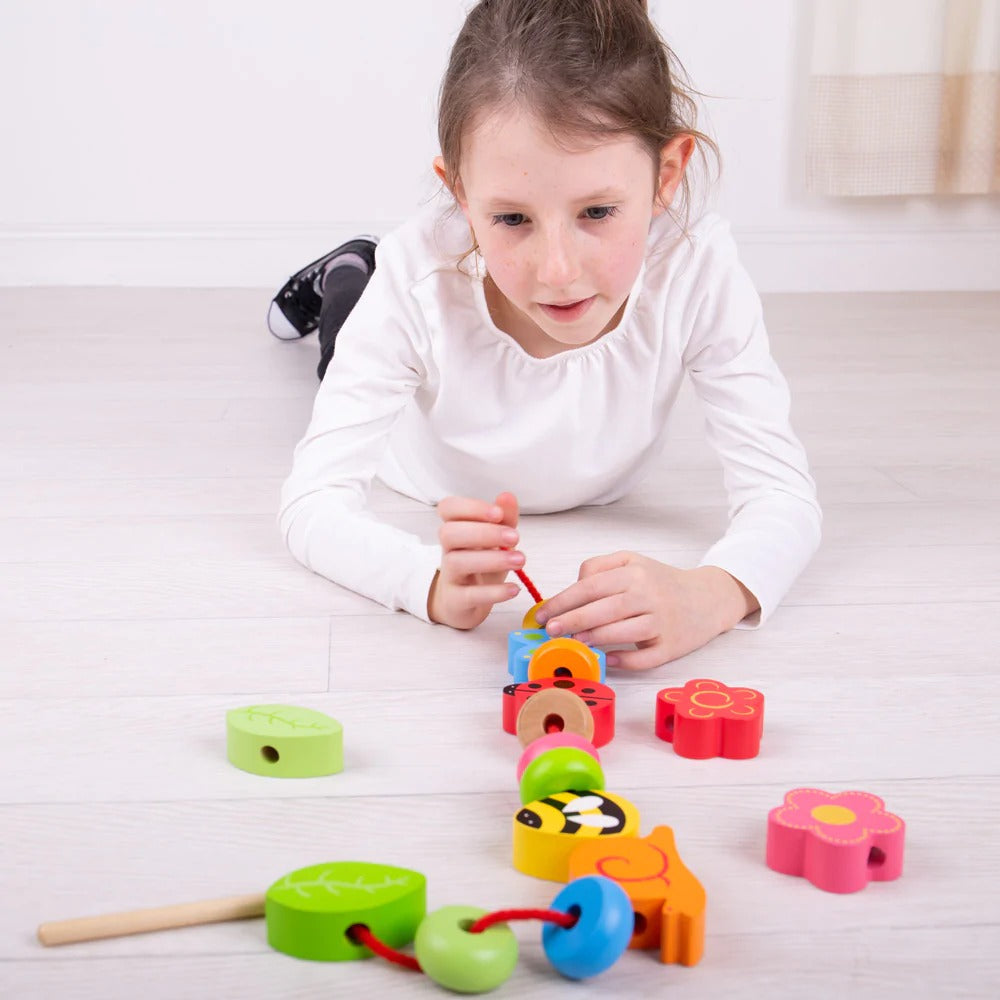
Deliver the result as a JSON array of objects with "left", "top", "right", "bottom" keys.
[{"left": 513, "top": 789, "right": 640, "bottom": 882}]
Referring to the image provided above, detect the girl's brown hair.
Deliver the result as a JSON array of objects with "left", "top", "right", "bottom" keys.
[{"left": 437, "top": 0, "right": 717, "bottom": 227}]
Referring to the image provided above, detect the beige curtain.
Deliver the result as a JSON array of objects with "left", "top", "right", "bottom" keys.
[{"left": 807, "top": 0, "right": 1000, "bottom": 195}]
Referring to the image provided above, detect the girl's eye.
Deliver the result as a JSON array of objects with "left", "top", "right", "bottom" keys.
[
  {"left": 490, "top": 206, "right": 619, "bottom": 227},
  {"left": 585, "top": 205, "right": 619, "bottom": 221}
]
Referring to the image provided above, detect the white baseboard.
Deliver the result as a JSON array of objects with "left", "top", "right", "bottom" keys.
[
  {"left": 735, "top": 226, "right": 1000, "bottom": 293},
  {"left": 2, "top": 223, "right": 998, "bottom": 292}
]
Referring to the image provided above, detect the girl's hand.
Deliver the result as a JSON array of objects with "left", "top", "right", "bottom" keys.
[
  {"left": 427, "top": 491, "right": 523, "bottom": 630},
  {"left": 534, "top": 552, "right": 759, "bottom": 670}
]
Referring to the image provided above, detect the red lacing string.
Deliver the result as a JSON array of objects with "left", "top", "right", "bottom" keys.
[
  {"left": 500, "top": 544, "right": 543, "bottom": 605},
  {"left": 347, "top": 907, "right": 577, "bottom": 973},
  {"left": 348, "top": 924, "right": 421, "bottom": 971},
  {"left": 515, "top": 567, "right": 543, "bottom": 605},
  {"left": 469, "top": 908, "right": 576, "bottom": 934}
]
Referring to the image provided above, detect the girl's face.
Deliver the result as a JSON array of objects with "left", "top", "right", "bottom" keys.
[{"left": 436, "top": 105, "right": 690, "bottom": 357}]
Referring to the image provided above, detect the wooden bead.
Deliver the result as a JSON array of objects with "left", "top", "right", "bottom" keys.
[
  {"left": 513, "top": 789, "right": 640, "bottom": 882},
  {"left": 503, "top": 678, "right": 615, "bottom": 747},
  {"left": 507, "top": 629, "right": 547, "bottom": 680},
  {"left": 568, "top": 825, "right": 706, "bottom": 966},
  {"left": 516, "top": 732, "right": 599, "bottom": 781},
  {"left": 655, "top": 679, "right": 764, "bottom": 759},
  {"left": 519, "top": 747, "right": 605, "bottom": 805},
  {"left": 227, "top": 704, "right": 343, "bottom": 777},
  {"left": 515, "top": 687, "right": 595, "bottom": 747},
  {"left": 414, "top": 906, "right": 519, "bottom": 993},
  {"left": 522, "top": 600, "right": 549, "bottom": 629},
  {"left": 265, "top": 861, "right": 425, "bottom": 961},
  {"left": 766, "top": 788, "right": 905, "bottom": 894},
  {"left": 542, "top": 876, "right": 634, "bottom": 979},
  {"left": 528, "top": 638, "right": 602, "bottom": 682}
]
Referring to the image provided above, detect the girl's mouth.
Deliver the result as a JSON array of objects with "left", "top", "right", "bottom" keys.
[{"left": 539, "top": 296, "right": 596, "bottom": 322}]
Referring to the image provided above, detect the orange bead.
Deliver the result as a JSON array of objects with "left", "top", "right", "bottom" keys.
[{"left": 528, "top": 638, "right": 601, "bottom": 682}]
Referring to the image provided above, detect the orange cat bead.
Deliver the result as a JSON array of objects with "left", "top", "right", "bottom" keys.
[
  {"left": 513, "top": 790, "right": 640, "bottom": 882},
  {"left": 568, "top": 826, "right": 706, "bottom": 967}
]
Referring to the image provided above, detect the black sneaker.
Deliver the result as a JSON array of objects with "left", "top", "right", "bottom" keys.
[{"left": 267, "top": 236, "right": 379, "bottom": 340}]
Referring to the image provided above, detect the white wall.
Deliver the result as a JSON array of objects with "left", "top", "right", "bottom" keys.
[{"left": 2, "top": 0, "right": 998, "bottom": 291}]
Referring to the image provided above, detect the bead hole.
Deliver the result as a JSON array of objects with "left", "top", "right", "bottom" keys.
[
  {"left": 662, "top": 716, "right": 675, "bottom": 740},
  {"left": 868, "top": 846, "right": 887, "bottom": 868},
  {"left": 566, "top": 904, "right": 581, "bottom": 927},
  {"left": 345, "top": 923, "right": 366, "bottom": 944},
  {"left": 554, "top": 667, "right": 572, "bottom": 678},
  {"left": 544, "top": 714, "right": 565, "bottom": 734},
  {"left": 459, "top": 918, "right": 476, "bottom": 933},
  {"left": 633, "top": 911, "right": 646, "bottom": 935},
  {"left": 260, "top": 745, "right": 280, "bottom": 763}
]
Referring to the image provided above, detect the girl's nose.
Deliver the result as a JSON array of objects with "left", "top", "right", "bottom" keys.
[{"left": 536, "top": 228, "right": 581, "bottom": 290}]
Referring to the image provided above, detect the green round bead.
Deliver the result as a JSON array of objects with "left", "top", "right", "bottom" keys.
[
  {"left": 414, "top": 906, "right": 518, "bottom": 994},
  {"left": 519, "top": 747, "right": 605, "bottom": 805}
]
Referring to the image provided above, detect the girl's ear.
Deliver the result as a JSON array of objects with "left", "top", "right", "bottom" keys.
[
  {"left": 653, "top": 134, "right": 696, "bottom": 216},
  {"left": 433, "top": 156, "right": 468, "bottom": 208}
]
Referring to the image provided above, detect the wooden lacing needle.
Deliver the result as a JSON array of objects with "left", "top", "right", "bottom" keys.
[{"left": 37, "top": 892, "right": 266, "bottom": 947}]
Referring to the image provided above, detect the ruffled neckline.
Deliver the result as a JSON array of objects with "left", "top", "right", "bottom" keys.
[{"left": 467, "top": 256, "right": 648, "bottom": 367}]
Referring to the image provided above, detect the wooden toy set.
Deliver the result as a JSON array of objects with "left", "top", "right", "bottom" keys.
[
  {"left": 36, "top": 573, "right": 906, "bottom": 992},
  {"left": 508, "top": 600, "right": 707, "bottom": 967}
]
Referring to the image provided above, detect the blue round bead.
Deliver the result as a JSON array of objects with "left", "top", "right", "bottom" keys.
[{"left": 542, "top": 875, "right": 633, "bottom": 979}]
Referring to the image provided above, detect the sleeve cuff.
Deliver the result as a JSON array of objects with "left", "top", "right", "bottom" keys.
[{"left": 397, "top": 543, "right": 444, "bottom": 623}]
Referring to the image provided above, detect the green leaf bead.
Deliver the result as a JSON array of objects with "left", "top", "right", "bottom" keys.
[
  {"left": 265, "top": 861, "right": 425, "bottom": 961},
  {"left": 226, "top": 704, "right": 343, "bottom": 778},
  {"left": 519, "top": 747, "right": 605, "bottom": 805},
  {"left": 414, "top": 906, "right": 519, "bottom": 994}
]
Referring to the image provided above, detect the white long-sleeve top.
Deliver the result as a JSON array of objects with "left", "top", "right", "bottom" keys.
[{"left": 279, "top": 197, "right": 821, "bottom": 626}]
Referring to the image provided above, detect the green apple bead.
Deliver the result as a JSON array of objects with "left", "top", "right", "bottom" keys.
[{"left": 414, "top": 906, "right": 518, "bottom": 994}]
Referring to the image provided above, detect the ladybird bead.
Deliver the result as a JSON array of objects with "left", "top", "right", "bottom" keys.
[
  {"left": 542, "top": 876, "right": 634, "bottom": 980},
  {"left": 414, "top": 905, "right": 518, "bottom": 994}
]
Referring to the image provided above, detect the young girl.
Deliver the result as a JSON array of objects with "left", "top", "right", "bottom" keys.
[{"left": 270, "top": 0, "right": 821, "bottom": 670}]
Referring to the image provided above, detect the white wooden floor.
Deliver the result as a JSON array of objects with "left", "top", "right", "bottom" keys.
[{"left": 1, "top": 287, "right": 998, "bottom": 999}]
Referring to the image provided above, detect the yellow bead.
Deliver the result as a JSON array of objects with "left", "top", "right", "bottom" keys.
[{"left": 523, "top": 600, "right": 548, "bottom": 629}]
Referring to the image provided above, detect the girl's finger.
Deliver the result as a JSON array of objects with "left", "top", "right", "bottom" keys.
[
  {"left": 494, "top": 492, "right": 520, "bottom": 529},
  {"left": 605, "top": 644, "right": 670, "bottom": 672},
  {"left": 437, "top": 496, "right": 505, "bottom": 524},
  {"left": 450, "top": 581, "right": 521, "bottom": 609},
  {"left": 536, "top": 567, "right": 629, "bottom": 624},
  {"left": 439, "top": 520, "right": 519, "bottom": 552},
  {"left": 577, "top": 550, "right": 633, "bottom": 580},
  {"left": 441, "top": 549, "right": 524, "bottom": 580},
  {"left": 572, "top": 614, "right": 658, "bottom": 648},
  {"left": 540, "top": 576, "right": 638, "bottom": 635}
]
